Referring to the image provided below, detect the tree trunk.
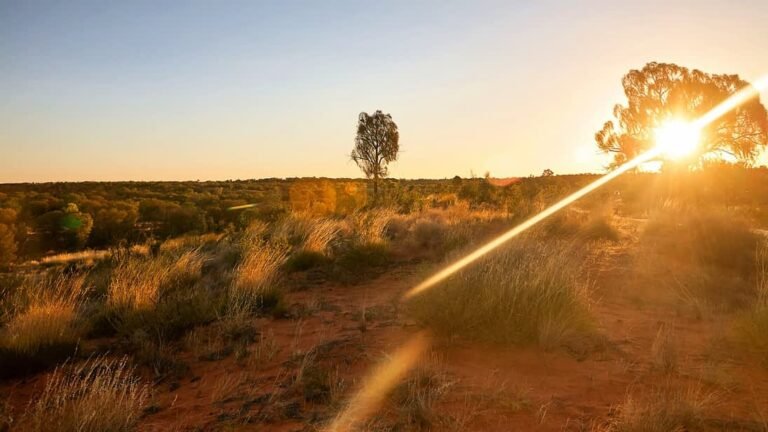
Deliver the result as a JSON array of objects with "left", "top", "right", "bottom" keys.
[{"left": 373, "top": 172, "right": 379, "bottom": 205}]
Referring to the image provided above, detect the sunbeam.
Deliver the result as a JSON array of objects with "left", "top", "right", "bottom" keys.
[{"left": 403, "top": 74, "right": 768, "bottom": 300}]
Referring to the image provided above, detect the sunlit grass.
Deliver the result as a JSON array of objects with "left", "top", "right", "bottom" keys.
[
  {"left": 0, "top": 275, "right": 86, "bottom": 360},
  {"left": 407, "top": 237, "right": 594, "bottom": 349},
  {"left": 21, "top": 357, "right": 149, "bottom": 432},
  {"left": 592, "top": 384, "right": 717, "bottom": 432},
  {"left": 230, "top": 237, "right": 287, "bottom": 313}
]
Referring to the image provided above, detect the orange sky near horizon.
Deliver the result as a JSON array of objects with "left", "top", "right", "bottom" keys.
[{"left": 2, "top": 0, "right": 768, "bottom": 183}]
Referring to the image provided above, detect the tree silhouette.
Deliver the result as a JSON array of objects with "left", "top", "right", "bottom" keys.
[
  {"left": 596, "top": 62, "right": 768, "bottom": 167},
  {"left": 542, "top": 169, "right": 554, "bottom": 177},
  {"left": 351, "top": 110, "right": 400, "bottom": 203}
]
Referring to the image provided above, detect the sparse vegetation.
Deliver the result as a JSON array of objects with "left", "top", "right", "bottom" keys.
[{"left": 4, "top": 173, "right": 768, "bottom": 430}]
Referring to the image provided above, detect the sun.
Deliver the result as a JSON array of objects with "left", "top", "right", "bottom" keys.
[{"left": 654, "top": 119, "right": 702, "bottom": 159}]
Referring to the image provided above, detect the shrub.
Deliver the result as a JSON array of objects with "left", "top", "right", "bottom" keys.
[
  {"left": 543, "top": 209, "right": 619, "bottom": 242},
  {"left": 286, "top": 250, "right": 329, "bottom": 272},
  {"left": 645, "top": 206, "right": 759, "bottom": 274},
  {"left": 106, "top": 252, "right": 213, "bottom": 339},
  {"left": 579, "top": 214, "right": 620, "bottom": 242},
  {"left": 642, "top": 206, "right": 761, "bottom": 309},
  {"left": 407, "top": 238, "right": 593, "bottom": 349},
  {"left": 384, "top": 215, "right": 410, "bottom": 241},
  {"left": 543, "top": 209, "right": 587, "bottom": 237},
  {"left": 334, "top": 242, "right": 391, "bottom": 277},
  {"left": 0, "top": 275, "right": 86, "bottom": 377},
  {"left": 20, "top": 357, "right": 149, "bottom": 432},
  {"left": 412, "top": 220, "right": 446, "bottom": 250}
]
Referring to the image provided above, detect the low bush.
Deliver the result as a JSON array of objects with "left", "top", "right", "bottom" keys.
[
  {"left": 645, "top": 206, "right": 759, "bottom": 274},
  {"left": 543, "top": 209, "right": 619, "bottom": 242},
  {"left": 642, "top": 206, "right": 762, "bottom": 309},
  {"left": 105, "top": 251, "right": 215, "bottom": 339},
  {"left": 286, "top": 250, "right": 329, "bottom": 272},
  {"left": 412, "top": 220, "right": 447, "bottom": 250},
  {"left": 407, "top": 238, "right": 593, "bottom": 349},
  {"left": 335, "top": 242, "right": 391, "bottom": 276}
]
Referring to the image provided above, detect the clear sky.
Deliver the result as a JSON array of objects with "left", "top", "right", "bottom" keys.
[{"left": 2, "top": 0, "right": 768, "bottom": 182}]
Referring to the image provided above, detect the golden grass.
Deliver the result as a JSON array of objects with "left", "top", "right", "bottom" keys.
[
  {"left": 1, "top": 275, "right": 86, "bottom": 356},
  {"left": 303, "top": 218, "right": 342, "bottom": 254},
  {"left": 407, "top": 237, "right": 594, "bottom": 349},
  {"left": 21, "top": 357, "right": 149, "bottom": 432},
  {"left": 592, "top": 384, "right": 718, "bottom": 432},
  {"left": 159, "top": 232, "right": 224, "bottom": 254},
  {"left": 107, "top": 257, "right": 168, "bottom": 312},
  {"left": 349, "top": 209, "right": 395, "bottom": 245},
  {"left": 273, "top": 213, "right": 341, "bottom": 254},
  {"left": 230, "top": 239, "right": 287, "bottom": 312}
]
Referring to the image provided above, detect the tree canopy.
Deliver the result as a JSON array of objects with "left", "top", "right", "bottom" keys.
[
  {"left": 596, "top": 62, "right": 768, "bottom": 167},
  {"left": 351, "top": 110, "right": 400, "bottom": 201}
]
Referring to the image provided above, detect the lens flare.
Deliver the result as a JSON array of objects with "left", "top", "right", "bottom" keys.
[
  {"left": 403, "top": 73, "right": 768, "bottom": 300},
  {"left": 324, "top": 332, "right": 430, "bottom": 432},
  {"left": 654, "top": 120, "right": 701, "bottom": 159}
]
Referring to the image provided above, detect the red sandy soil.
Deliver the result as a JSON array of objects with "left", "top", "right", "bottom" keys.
[{"left": 4, "top": 219, "right": 768, "bottom": 431}]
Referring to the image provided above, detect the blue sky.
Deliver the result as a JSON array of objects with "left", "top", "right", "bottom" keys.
[{"left": 2, "top": 0, "right": 768, "bottom": 181}]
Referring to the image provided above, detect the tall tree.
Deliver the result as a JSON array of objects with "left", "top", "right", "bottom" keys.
[
  {"left": 596, "top": 62, "right": 768, "bottom": 167},
  {"left": 351, "top": 110, "right": 400, "bottom": 203}
]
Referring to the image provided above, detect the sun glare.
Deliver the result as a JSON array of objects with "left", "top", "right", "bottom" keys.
[{"left": 653, "top": 120, "right": 701, "bottom": 159}]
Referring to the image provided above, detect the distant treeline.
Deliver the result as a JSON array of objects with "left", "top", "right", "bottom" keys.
[{"left": 2, "top": 165, "right": 768, "bottom": 263}]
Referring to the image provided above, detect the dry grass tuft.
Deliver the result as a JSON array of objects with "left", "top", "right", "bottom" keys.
[
  {"left": 408, "top": 238, "right": 594, "bottom": 349},
  {"left": 650, "top": 323, "right": 678, "bottom": 373},
  {"left": 303, "top": 218, "right": 342, "bottom": 254},
  {"left": 230, "top": 239, "right": 287, "bottom": 313},
  {"left": 21, "top": 356, "right": 149, "bottom": 432},
  {"left": 105, "top": 250, "right": 213, "bottom": 339},
  {"left": 349, "top": 208, "right": 395, "bottom": 245},
  {"left": 1, "top": 275, "right": 86, "bottom": 359},
  {"left": 107, "top": 257, "right": 169, "bottom": 313},
  {"left": 592, "top": 384, "right": 718, "bottom": 432},
  {"left": 362, "top": 356, "right": 455, "bottom": 431}
]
